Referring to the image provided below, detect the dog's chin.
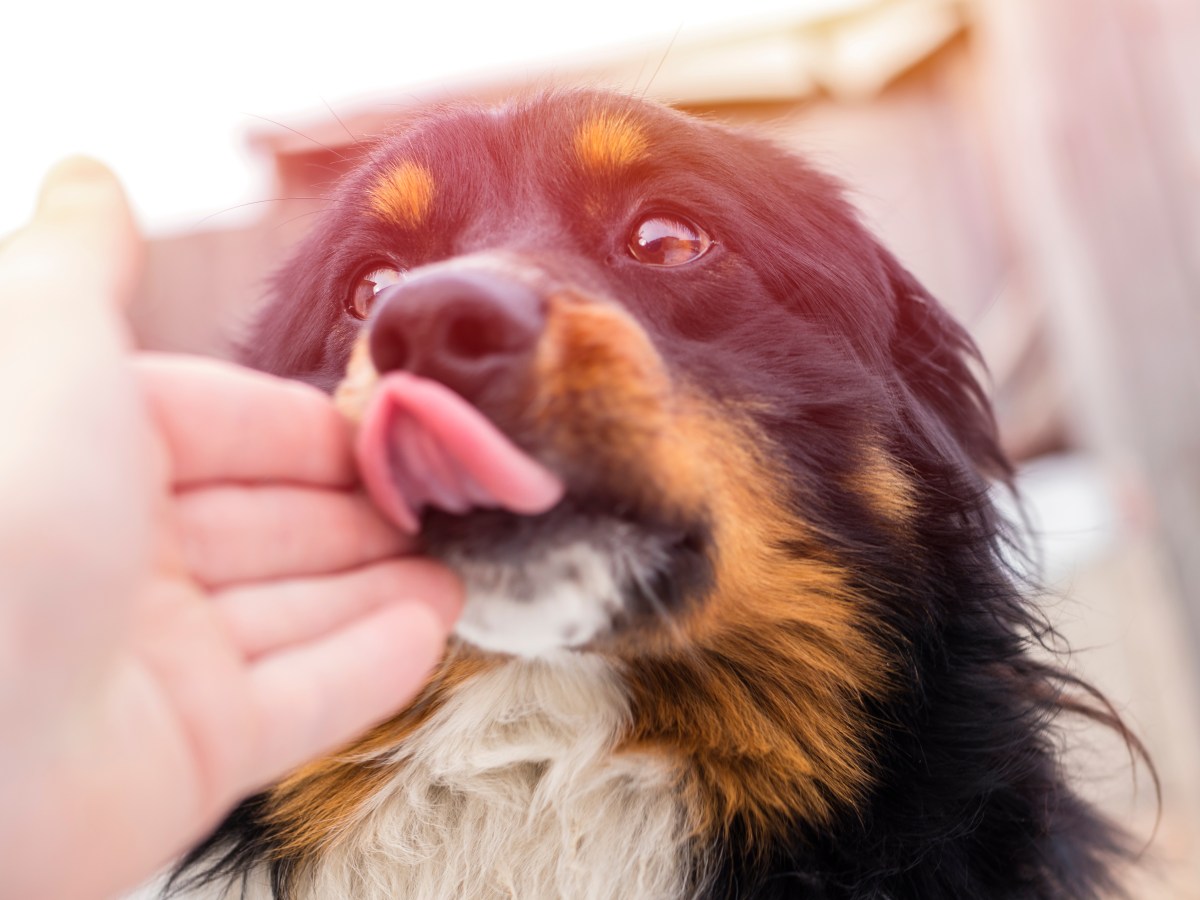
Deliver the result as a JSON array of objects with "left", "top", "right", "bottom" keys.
[
  {"left": 421, "top": 505, "right": 691, "bottom": 658},
  {"left": 449, "top": 545, "right": 623, "bottom": 657}
]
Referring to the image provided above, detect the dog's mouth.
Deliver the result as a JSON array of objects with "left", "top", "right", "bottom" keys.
[
  {"left": 355, "top": 371, "right": 565, "bottom": 535},
  {"left": 350, "top": 367, "right": 709, "bottom": 658},
  {"left": 348, "top": 362, "right": 705, "bottom": 657},
  {"left": 337, "top": 282, "right": 720, "bottom": 657}
]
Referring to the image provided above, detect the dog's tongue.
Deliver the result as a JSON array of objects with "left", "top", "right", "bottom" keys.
[{"left": 356, "top": 372, "right": 564, "bottom": 533}]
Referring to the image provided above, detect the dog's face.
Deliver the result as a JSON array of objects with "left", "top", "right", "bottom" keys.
[{"left": 250, "top": 91, "right": 998, "bottom": 664}]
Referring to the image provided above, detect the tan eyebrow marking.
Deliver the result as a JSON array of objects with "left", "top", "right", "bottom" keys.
[
  {"left": 368, "top": 161, "right": 436, "bottom": 228},
  {"left": 573, "top": 112, "right": 648, "bottom": 171}
]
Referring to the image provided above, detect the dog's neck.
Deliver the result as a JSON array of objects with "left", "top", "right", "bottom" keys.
[{"left": 296, "top": 652, "right": 690, "bottom": 900}]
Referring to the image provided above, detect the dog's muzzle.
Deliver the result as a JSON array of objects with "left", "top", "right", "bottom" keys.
[{"left": 354, "top": 269, "right": 564, "bottom": 533}]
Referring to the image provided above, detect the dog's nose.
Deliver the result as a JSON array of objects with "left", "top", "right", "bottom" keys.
[{"left": 369, "top": 271, "right": 545, "bottom": 402}]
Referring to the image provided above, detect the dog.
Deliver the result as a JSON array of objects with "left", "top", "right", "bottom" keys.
[{"left": 167, "top": 90, "right": 1144, "bottom": 899}]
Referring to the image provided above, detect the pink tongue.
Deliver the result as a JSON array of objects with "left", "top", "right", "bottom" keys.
[{"left": 356, "top": 372, "right": 565, "bottom": 533}]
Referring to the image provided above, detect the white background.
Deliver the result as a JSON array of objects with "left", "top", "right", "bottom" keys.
[{"left": 0, "top": 0, "right": 862, "bottom": 236}]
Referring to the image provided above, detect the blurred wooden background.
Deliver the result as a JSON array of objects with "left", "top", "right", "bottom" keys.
[{"left": 128, "top": 1, "right": 1200, "bottom": 893}]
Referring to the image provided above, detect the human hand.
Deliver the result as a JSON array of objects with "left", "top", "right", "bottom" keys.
[{"left": 0, "top": 161, "right": 462, "bottom": 900}]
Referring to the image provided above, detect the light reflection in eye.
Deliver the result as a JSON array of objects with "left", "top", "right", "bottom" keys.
[
  {"left": 628, "top": 215, "right": 712, "bottom": 267},
  {"left": 347, "top": 266, "right": 405, "bottom": 319}
]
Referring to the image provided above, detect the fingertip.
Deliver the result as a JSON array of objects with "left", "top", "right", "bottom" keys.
[
  {"left": 244, "top": 600, "right": 452, "bottom": 787},
  {"left": 15, "top": 156, "right": 143, "bottom": 305},
  {"left": 135, "top": 354, "right": 367, "bottom": 488},
  {"left": 334, "top": 600, "right": 450, "bottom": 726},
  {"left": 36, "top": 157, "right": 130, "bottom": 222},
  {"left": 387, "top": 599, "right": 451, "bottom": 673},
  {"left": 390, "top": 558, "right": 465, "bottom": 632},
  {"left": 39, "top": 156, "right": 119, "bottom": 192}
]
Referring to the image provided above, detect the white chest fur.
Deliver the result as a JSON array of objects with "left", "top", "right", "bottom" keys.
[{"left": 296, "top": 652, "right": 690, "bottom": 900}]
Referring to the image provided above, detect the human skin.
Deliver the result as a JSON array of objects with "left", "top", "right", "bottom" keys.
[{"left": 0, "top": 159, "right": 462, "bottom": 900}]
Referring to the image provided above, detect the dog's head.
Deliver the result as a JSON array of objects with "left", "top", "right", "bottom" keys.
[
  {"left": 249, "top": 90, "right": 1004, "bottom": 663},
  {"left": 177, "top": 90, "right": 1142, "bottom": 900}
]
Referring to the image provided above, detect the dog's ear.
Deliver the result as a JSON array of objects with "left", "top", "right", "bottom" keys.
[{"left": 885, "top": 251, "right": 1011, "bottom": 483}]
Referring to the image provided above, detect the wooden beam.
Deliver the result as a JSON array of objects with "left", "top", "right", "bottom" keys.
[{"left": 970, "top": 0, "right": 1200, "bottom": 657}]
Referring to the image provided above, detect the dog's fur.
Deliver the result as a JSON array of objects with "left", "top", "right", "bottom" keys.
[{"left": 169, "top": 91, "right": 1144, "bottom": 899}]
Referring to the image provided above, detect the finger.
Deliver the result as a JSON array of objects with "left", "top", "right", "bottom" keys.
[
  {"left": 214, "top": 558, "right": 462, "bottom": 660},
  {"left": 0, "top": 158, "right": 141, "bottom": 315},
  {"left": 0, "top": 160, "right": 148, "bottom": 622},
  {"left": 176, "top": 485, "right": 413, "bottom": 587},
  {"left": 244, "top": 601, "right": 448, "bottom": 785},
  {"left": 136, "top": 353, "right": 359, "bottom": 488}
]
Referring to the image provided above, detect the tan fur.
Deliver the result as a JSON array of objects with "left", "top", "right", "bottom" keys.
[
  {"left": 368, "top": 161, "right": 436, "bottom": 228},
  {"left": 573, "top": 112, "right": 648, "bottom": 172},
  {"left": 853, "top": 446, "right": 916, "bottom": 524},
  {"left": 532, "top": 293, "right": 707, "bottom": 517}
]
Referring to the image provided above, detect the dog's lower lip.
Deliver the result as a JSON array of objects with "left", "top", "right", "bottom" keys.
[
  {"left": 355, "top": 372, "right": 565, "bottom": 533},
  {"left": 421, "top": 496, "right": 703, "bottom": 568}
]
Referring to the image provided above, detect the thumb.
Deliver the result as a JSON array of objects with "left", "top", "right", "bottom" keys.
[{"left": 1, "top": 157, "right": 143, "bottom": 315}]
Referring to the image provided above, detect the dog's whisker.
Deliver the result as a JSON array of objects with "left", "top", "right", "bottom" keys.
[
  {"left": 321, "top": 97, "right": 364, "bottom": 149},
  {"left": 640, "top": 22, "right": 684, "bottom": 99},
  {"left": 193, "top": 197, "right": 336, "bottom": 228},
  {"left": 241, "top": 112, "right": 354, "bottom": 163},
  {"left": 272, "top": 207, "right": 344, "bottom": 234}
]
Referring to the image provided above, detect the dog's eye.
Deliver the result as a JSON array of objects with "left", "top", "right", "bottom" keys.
[
  {"left": 347, "top": 267, "right": 405, "bottom": 319},
  {"left": 628, "top": 215, "right": 712, "bottom": 267}
]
